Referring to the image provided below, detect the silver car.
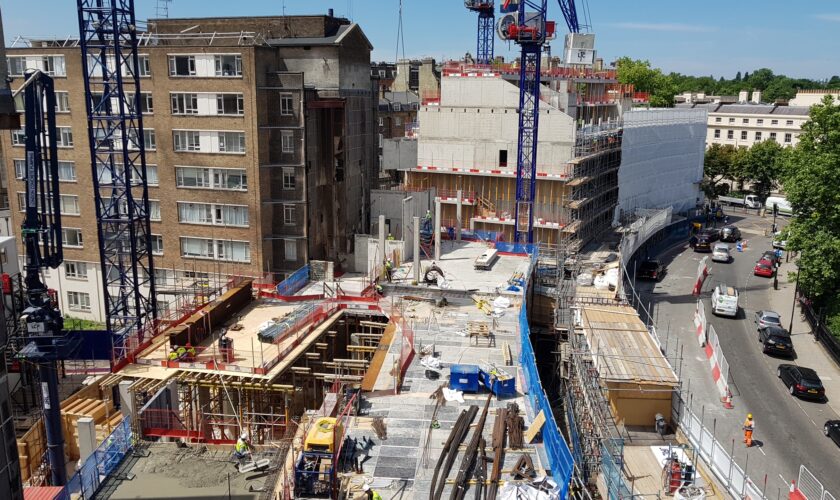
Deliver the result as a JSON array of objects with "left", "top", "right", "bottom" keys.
[
  {"left": 712, "top": 243, "right": 731, "bottom": 263},
  {"left": 754, "top": 310, "right": 782, "bottom": 330}
]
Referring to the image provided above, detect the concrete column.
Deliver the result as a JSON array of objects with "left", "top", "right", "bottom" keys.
[
  {"left": 77, "top": 417, "right": 96, "bottom": 464},
  {"left": 378, "top": 214, "right": 386, "bottom": 263},
  {"left": 434, "top": 199, "right": 441, "bottom": 261},
  {"left": 413, "top": 216, "right": 421, "bottom": 283},
  {"left": 456, "top": 190, "right": 462, "bottom": 241},
  {"left": 118, "top": 380, "right": 135, "bottom": 419}
]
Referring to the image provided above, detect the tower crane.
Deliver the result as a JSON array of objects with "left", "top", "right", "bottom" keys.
[
  {"left": 464, "top": 1, "right": 495, "bottom": 65},
  {"left": 497, "top": 0, "right": 594, "bottom": 244}
]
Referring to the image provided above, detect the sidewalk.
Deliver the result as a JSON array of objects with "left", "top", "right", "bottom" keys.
[{"left": 769, "top": 259, "right": 840, "bottom": 416}]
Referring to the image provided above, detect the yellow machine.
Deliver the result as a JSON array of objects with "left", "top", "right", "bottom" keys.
[{"left": 304, "top": 417, "right": 343, "bottom": 453}]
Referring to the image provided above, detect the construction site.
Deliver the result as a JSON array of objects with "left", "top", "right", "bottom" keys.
[{"left": 0, "top": 1, "right": 725, "bottom": 500}]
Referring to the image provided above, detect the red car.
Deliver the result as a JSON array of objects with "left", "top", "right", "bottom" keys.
[{"left": 754, "top": 258, "right": 775, "bottom": 277}]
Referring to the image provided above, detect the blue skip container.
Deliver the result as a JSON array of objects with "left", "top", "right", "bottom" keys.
[
  {"left": 479, "top": 369, "right": 516, "bottom": 397},
  {"left": 449, "top": 364, "right": 480, "bottom": 393}
]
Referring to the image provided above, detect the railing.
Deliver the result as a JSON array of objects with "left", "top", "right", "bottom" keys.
[
  {"left": 801, "top": 298, "right": 840, "bottom": 367},
  {"left": 64, "top": 418, "right": 133, "bottom": 499}
]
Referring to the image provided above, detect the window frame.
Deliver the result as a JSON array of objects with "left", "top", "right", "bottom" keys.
[
  {"left": 67, "top": 291, "right": 92, "bottom": 312},
  {"left": 280, "top": 93, "right": 294, "bottom": 116}
]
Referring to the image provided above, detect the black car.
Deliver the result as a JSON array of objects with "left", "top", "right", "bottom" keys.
[
  {"left": 637, "top": 260, "right": 665, "bottom": 281},
  {"left": 694, "top": 235, "right": 714, "bottom": 253},
  {"left": 826, "top": 420, "right": 840, "bottom": 447},
  {"left": 699, "top": 228, "right": 720, "bottom": 242},
  {"left": 758, "top": 326, "right": 794, "bottom": 357},
  {"left": 720, "top": 225, "right": 741, "bottom": 242},
  {"left": 777, "top": 364, "right": 825, "bottom": 400}
]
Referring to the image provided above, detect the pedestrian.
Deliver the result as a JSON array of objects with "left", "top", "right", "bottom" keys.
[
  {"left": 743, "top": 413, "right": 754, "bottom": 447},
  {"left": 363, "top": 484, "right": 382, "bottom": 500}
]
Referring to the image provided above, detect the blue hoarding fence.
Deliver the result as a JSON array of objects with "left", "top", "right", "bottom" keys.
[
  {"left": 64, "top": 417, "right": 133, "bottom": 498},
  {"left": 276, "top": 265, "right": 310, "bottom": 296},
  {"left": 519, "top": 295, "right": 574, "bottom": 497}
]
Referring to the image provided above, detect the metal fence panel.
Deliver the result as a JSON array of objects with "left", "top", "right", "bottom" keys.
[{"left": 800, "top": 464, "right": 826, "bottom": 500}]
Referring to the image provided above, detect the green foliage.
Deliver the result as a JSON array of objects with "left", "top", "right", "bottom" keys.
[
  {"left": 781, "top": 96, "right": 840, "bottom": 305},
  {"left": 616, "top": 58, "right": 836, "bottom": 106},
  {"left": 64, "top": 316, "right": 106, "bottom": 331},
  {"left": 702, "top": 144, "right": 738, "bottom": 197},
  {"left": 735, "top": 139, "right": 784, "bottom": 200}
]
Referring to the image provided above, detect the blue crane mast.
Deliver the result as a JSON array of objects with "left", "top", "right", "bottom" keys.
[
  {"left": 465, "top": 1, "right": 495, "bottom": 65},
  {"left": 77, "top": 0, "right": 157, "bottom": 368}
]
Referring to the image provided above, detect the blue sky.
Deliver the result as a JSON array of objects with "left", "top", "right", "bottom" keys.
[{"left": 3, "top": 0, "right": 839, "bottom": 79}]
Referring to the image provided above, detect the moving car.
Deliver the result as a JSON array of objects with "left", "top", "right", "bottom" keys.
[
  {"left": 758, "top": 326, "right": 794, "bottom": 357},
  {"left": 777, "top": 364, "right": 825, "bottom": 400},
  {"left": 710, "top": 284, "right": 739, "bottom": 317},
  {"left": 825, "top": 420, "right": 840, "bottom": 447},
  {"left": 694, "top": 234, "right": 714, "bottom": 252},
  {"left": 754, "top": 258, "right": 775, "bottom": 278},
  {"left": 754, "top": 310, "right": 782, "bottom": 330},
  {"left": 712, "top": 243, "right": 731, "bottom": 263},
  {"left": 720, "top": 225, "right": 741, "bottom": 242},
  {"left": 762, "top": 250, "right": 782, "bottom": 267},
  {"left": 637, "top": 260, "right": 665, "bottom": 281},
  {"left": 699, "top": 228, "right": 720, "bottom": 243}
]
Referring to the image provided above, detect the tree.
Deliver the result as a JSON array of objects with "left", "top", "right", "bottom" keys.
[
  {"left": 615, "top": 57, "right": 677, "bottom": 107},
  {"left": 702, "top": 144, "right": 737, "bottom": 197},
  {"left": 781, "top": 96, "right": 840, "bottom": 304},
  {"left": 737, "top": 139, "right": 784, "bottom": 200},
  {"left": 735, "top": 71, "right": 742, "bottom": 82},
  {"left": 747, "top": 68, "right": 775, "bottom": 91}
]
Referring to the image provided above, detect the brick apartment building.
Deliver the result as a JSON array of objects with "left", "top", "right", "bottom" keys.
[{"left": 1, "top": 14, "right": 377, "bottom": 321}]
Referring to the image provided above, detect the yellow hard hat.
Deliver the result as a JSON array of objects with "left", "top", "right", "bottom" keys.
[{"left": 747, "top": 413, "right": 752, "bottom": 419}]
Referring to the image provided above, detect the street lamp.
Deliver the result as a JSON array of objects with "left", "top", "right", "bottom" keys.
[{"left": 788, "top": 270, "right": 800, "bottom": 334}]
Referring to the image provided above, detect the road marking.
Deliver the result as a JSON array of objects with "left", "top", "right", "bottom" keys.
[
  {"left": 779, "top": 474, "right": 790, "bottom": 488},
  {"left": 758, "top": 446, "right": 766, "bottom": 456}
]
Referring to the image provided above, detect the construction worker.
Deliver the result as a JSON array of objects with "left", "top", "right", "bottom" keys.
[
  {"left": 363, "top": 483, "right": 382, "bottom": 500},
  {"left": 743, "top": 413, "right": 754, "bottom": 447},
  {"left": 185, "top": 342, "right": 196, "bottom": 361},
  {"left": 175, "top": 345, "right": 187, "bottom": 360},
  {"left": 386, "top": 233, "right": 395, "bottom": 241},
  {"left": 384, "top": 259, "right": 394, "bottom": 283},
  {"left": 423, "top": 209, "right": 433, "bottom": 231},
  {"left": 374, "top": 282, "right": 384, "bottom": 296},
  {"left": 234, "top": 433, "right": 252, "bottom": 462},
  {"left": 168, "top": 348, "right": 178, "bottom": 361}
]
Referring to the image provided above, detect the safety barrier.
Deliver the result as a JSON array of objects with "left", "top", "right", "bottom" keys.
[
  {"left": 705, "top": 324, "right": 732, "bottom": 406},
  {"left": 601, "top": 438, "right": 632, "bottom": 499},
  {"left": 794, "top": 465, "right": 837, "bottom": 500},
  {"left": 693, "top": 256, "right": 710, "bottom": 295},
  {"left": 63, "top": 417, "right": 133, "bottom": 499},
  {"left": 694, "top": 300, "right": 707, "bottom": 347},
  {"left": 519, "top": 295, "right": 574, "bottom": 497},
  {"left": 276, "top": 265, "right": 310, "bottom": 296}
]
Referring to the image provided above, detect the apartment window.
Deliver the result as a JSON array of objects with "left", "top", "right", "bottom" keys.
[
  {"left": 283, "top": 204, "right": 295, "bottom": 225},
  {"left": 57, "top": 127, "right": 73, "bottom": 147},
  {"left": 136, "top": 93, "right": 154, "bottom": 114},
  {"left": 714, "top": 117, "right": 721, "bottom": 123},
  {"left": 742, "top": 118, "right": 749, "bottom": 124},
  {"left": 280, "top": 94, "right": 294, "bottom": 116},
  {"left": 176, "top": 167, "right": 246, "bottom": 190},
  {"left": 392, "top": 103, "right": 401, "bottom": 112},
  {"left": 67, "top": 291, "right": 91, "bottom": 312},
  {"left": 177, "top": 202, "right": 249, "bottom": 227},
  {"left": 176, "top": 167, "right": 210, "bottom": 188},
  {"left": 138, "top": 55, "right": 151, "bottom": 77},
  {"left": 727, "top": 130, "right": 734, "bottom": 140},
  {"left": 378, "top": 69, "right": 386, "bottom": 78},
  {"left": 218, "top": 131, "right": 245, "bottom": 153},
  {"left": 173, "top": 130, "right": 201, "bottom": 151},
  {"left": 63, "top": 228, "right": 83, "bottom": 247},
  {"left": 58, "top": 161, "right": 76, "bottom": 181},
  {"left": 150, "top": 200, "right": 161, "bottom": 221},
  {"left": 11, "top": 129, "right": 25, "bottom": 146},
  {"left": 728, "top": 117, "right": 735, "bottom": 124},
  {"left": 146, "top": 165, "right": 159, "bottom": 186},
  {"left": 285, "top": 239, "right": 297, "bottom": 261},
  {"left": 151, "top": 234, "right": 163, "bottom": 255},
  {"left": 181, "top": 237, "right": 249, "bottom": 262},
  {"left": 215, "top": 54, "right": 242, "bottom": 76},
  {"left": 65, "top": 261, "right": 88, "bottom": 279},
  {"left": 755, "top": 131, "right": 762, "bottom": 141},
  {"left": 55, "top": 92, "right": 70, "bottom": 113},
  {"left": 217, "top": 93, "right": 244, "bottom": 115},
  {"left": 771, "top": 119, "right": 778, "bottom": 125},
  {"left": 281, "top": 130, "right": 294, "bottom": 153},
  {"left": 756, "top": 119, "right": 764, "bottom": 125},
  {"left": 214, "top": 169, "right": 247, "bottom": 190},
  {"left": 157, "top": 300, "right": 170, "bottom": 316},
  {"left": 740, "top": 131, "right": 748, "bottom": 140},
  {"left": 60, "top": 195, "right": 80, "bottom": 215},
  {"left": 15, "top": 193, "right": 26, "bottom": 211},
  {"left": 13, "top": 92, "right": 24, "bottom": 112},
  {"left": 41, "top": 56, "right": 66, "bottom": 77},
  {"left": 171, "top": 93, "right": 199, "bottom": 114},
  {"left": 713, "top": 129, "right": 720, "bottom": 139},
  {"left": 786, "top": 120, "right": 794, "bottom": 126},
  {"left": 169, "top": 55, "right": 196, "bottom": 76},
  {"left": 282, "top": 168, "right": 296, "bottom": 190},
  {"left": 770, "top": 132, "right": 777, "bottom": 141},
  {"left": 127, "top": 129, "right": 156, "bottom": 151},
  {"left": 13, "top": 160, "right": 25, "bottom": 179},
  {"left": 7, "top": 56, "right": 26, "bottom": 77},
  {"left": 784, "top": 133, "right": 792, "bottom": 143}
]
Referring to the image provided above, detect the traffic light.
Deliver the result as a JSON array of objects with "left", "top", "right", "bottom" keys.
[{"left": 773, "top": 203, "right": 778, "bottom": 216}]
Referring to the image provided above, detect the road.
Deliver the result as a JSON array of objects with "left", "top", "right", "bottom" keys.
[{"left": 634, "top": 211, "right": 840, "bottom": 496}]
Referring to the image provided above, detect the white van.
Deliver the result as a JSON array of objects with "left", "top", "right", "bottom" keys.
[
  {"left": 711, "top": 284, "right": 739, "bottom": 317},
  {"left": 765, "top": 196, "right": 792, "bottom": 216}
]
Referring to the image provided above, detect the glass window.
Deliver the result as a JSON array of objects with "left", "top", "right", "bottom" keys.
[
  {"left": 65, "top": 261, "right": 88, "bottom": 279},
  {"left": 281, "top": 130, "right": 294, "bottom": 153},
  {"left": 149, "top": 200, "right": 161, "bottom": 221},
  {"left": 713, "top": 129, "right": 720, "bottom": 139},
  {"left": 214, "top": 54, "right": 242, "bottom": 76},
  {"left": 213, "top": 169, "right": 247, "bottom": 190},
  {"left": 42, "top": 56, "right": 66, "bottom": 77},
  {"left": 217, "top": 93, "right": 244, "bottom": 115},
  {"left": 176, "top": 166, "right": 211, "bottom": 188},
  {"left": 784, "top": 133, "right": 792, "bottom": 143},
  {"left": 58, "top": 161, "right": 76, "bottom": 181},
  {"left": 283, "top": 204, "right": 295, "bottom": 225},
  {"left": 173, "top": 130, "right": 201, "bottom": 151},
  {"left": 282, "top": 168, "right": 295, "bottom": 190},
  {"left": 727, "top": 130, "right": 733, "bottom": 139},
  {"left": 7, "top": 56, "right": 26, "bottom": 77},
  {"left": 168, "top": 55, "right": 196, "bottom": 76},
  {"left": 12, "top": 129, "right": 25, "bottom": 146},
  {"left": 13, "top": 159, "right": 25, "bottom": 179},
  {"left": 714, "top": 117, "right": 721, "bottom": 123},
  {"left": 740, "top": 131, "right": 748, "bottom": 140},
  {"left": 57, "top": 127, "right": 74, "bottom": 147},
  {"left": 742, "top": 118, "right": 749, "bottom": 124},
  {"left": 786, "top": 120, "right": 794, "bottom": 126},
  {"left": 63, "top": 228, "right": 83, "bottom": 247},
  {"left": 177, "top": 202, "right": 248, "bottom": 227},
  {"left": 60, "top": 195, "right": 80, "bottom": 215},
  {"left": 151, "top": 234, "right": 163, "bottom": 255},
  {"left": 285, "top": 239, "right": 297, "bottom": 261},
  {"left": 756, "top": 119, "right": 764, "bottom": 125},
  {"left": 55, "top": 92, "right": 70, "bottom": 113},
  {"left": 280, "top": 94, "right": 294, "bottom": 116},
  {"left": 771, "top": 119, "right": 778, "bottom": 125},
  {"left": 770, "top": 132, "right": 777, "bottom": 141},
  {"left": 728, "top": 117, "right": 735, "bottom": 124},
  {"left": 67, "top": 291, "right": 91, "bottom": 311},
  {"left": 146, "top": 164, "right": 159, "bottom": 185},
  {"left": 755, "top": 131, "right": 762, "bottom": 141},
  {"left": 171, "top": 93, "right": 198, "bottom": 114},
  {"left": 181, "top": 237, "right": 249, "bottom": 262},
  {"left": 138, "top": 55, "right": 151, "bottom": 77},
  {"left": 218, "top": 131, "right": 245, "bottom": 153}
]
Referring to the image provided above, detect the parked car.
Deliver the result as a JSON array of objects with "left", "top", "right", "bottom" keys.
[
  {"left": 720, "top": 225, "right": 741, "bottom": 242},
  {"left": 710, "top": 284, "right": 739, "bottom": 317},
  {"left": 754, "top": 310, "right": 782, "bottom": 330},
  {"left": 762, "top": 250, "right": 782, "bottom": 267},
  {"left": 754, "top": 258, "right": 775, "bottom": 278},
  {"left": 825, "top": 420, "right": 840, "bottom": 447},
  {"left": 694, "top": 234, "right": 714, "bottom": 253},
  {"left": 777, "top": 364, "right": 825, "bottom": 400},
  {"left": 772, "top": 232, "right": 787, "bottom": 250},
  {"left": 637, "top": 260, "right": 665, "bottom": 281},
  {"left": 712, "top": 243, "right": 731, "bottom": 263},
  {"left": 758, "top": 326, "right": 794, "bottom": 357},
  {"left": 699, "top": 228, "right": 720, "bottom": 242}
]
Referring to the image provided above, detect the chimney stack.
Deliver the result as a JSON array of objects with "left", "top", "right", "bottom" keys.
[
  {"left": 738, "top": 90, "right": 748, "bottom": 103},
  {"left": 751, "top": 90, "right": 762, "bottom": 104}
]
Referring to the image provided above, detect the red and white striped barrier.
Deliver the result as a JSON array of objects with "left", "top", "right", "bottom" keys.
[
  {"left": 693, "top": 300, "right": 707, "bottom": 348},
  {"left": 704, "top": 324, "right": 733, "bottom": 409},
  {"left": 693, "top": 256, "right": 710, "bottom": 295}
]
